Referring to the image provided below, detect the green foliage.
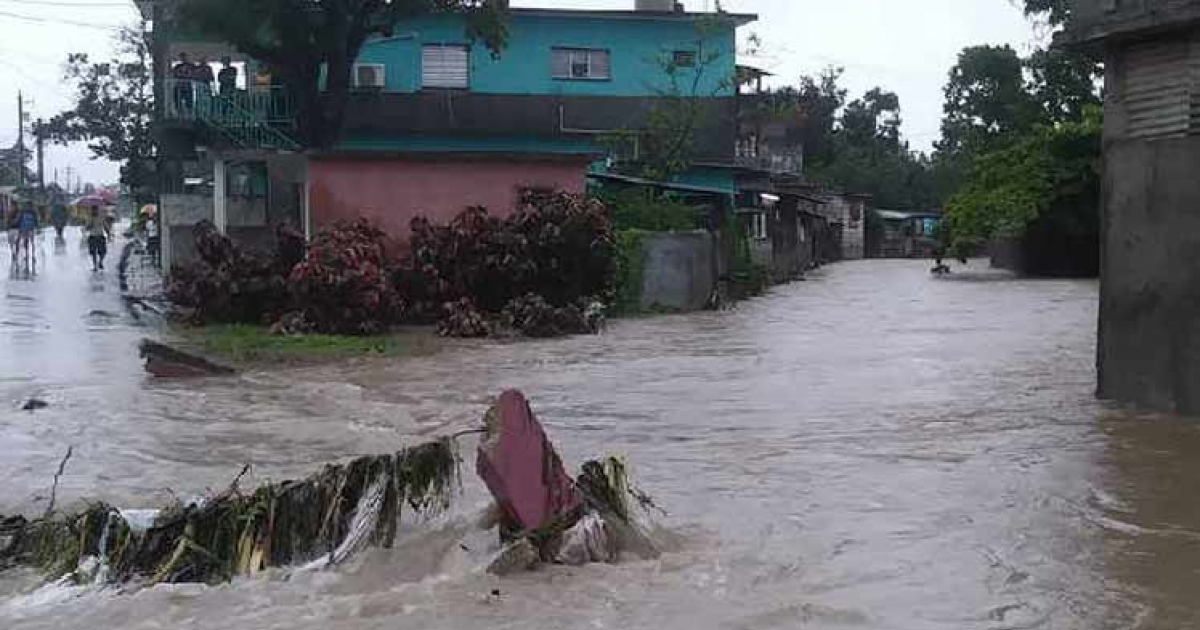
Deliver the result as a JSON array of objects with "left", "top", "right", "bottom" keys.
[
  {"left": 597, "top": 187, "right": 700, "bottom": 232},
  {"left": 179, "top": 0, "right": 509, "bottom": 147},
  {"left": 633, "top": 18, "right": 733, "bottom": 181},
  {"left": 797, "top": 78, "right": 938, "bottom": 210},
  {"left": 190, "top": 324, "right": 425, "bottom": 363},
  {"left": 725, "top": 214, "right": 769, "bottom": 299},
  {"left": 42, "top": 28, "right": 154, "bottom": 198},
  {"left": 937, "top": 45, "right": 1041, "bottom": 159},
  {"left": 1026, "top": 47, "right": 1102, "bottom": 124},
  {"left": 942, "top": 107, "right": 1101, "bottom": 261},
  {"left": 613, "top": 230, "right": 646, "bottom": 315},
  {"left": 1024, "top": 0, "right": 1072, "bottom": 26}
]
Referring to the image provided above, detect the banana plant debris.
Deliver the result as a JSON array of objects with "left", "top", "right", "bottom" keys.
[
  {"left": 0, "top": 390, "right": 661, "bottom": 590},
  {"left": 0, "top": 439, "right": 458, "bottom": 586}
]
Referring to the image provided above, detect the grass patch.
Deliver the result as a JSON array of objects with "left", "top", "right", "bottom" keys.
[{"left": 183, "top": 324, "right": 438, "bottom": 365}]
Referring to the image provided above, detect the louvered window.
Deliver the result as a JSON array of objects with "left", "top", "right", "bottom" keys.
[
  {"left": 422, "top": 44, "right": 469, "bottom": 89},
  {"left": 551, "top": 48, "right": 611, "bottom": 81},
  {"left": 1124, "top": 40, "right": 1191, "bottom": 139}
]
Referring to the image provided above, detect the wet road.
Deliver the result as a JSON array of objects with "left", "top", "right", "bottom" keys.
[{"left": 2, "top": 241, "right": 1200, "bottom": 629}]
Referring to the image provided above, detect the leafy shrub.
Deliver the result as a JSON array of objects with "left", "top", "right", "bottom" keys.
[
  {"left": 612, "top": 230, "right": 647, "bottom": 315},
  {"left": 165, "top": 221, "right": 294, "bottom": 324},
  {"left": 437, "top": 298, "right": 491, "bottom": 338},
  {"left": 596, "top": 186, "right": 701, "bottom": 233},
  {"left": 397, "top": 192, "right": 616, "bottom": 335},
  {"left": 500, "top": 293, "right": 597, "bottom": 338},
  {"left": 287, "top": 219, "right": 399, "bottom": 335}
]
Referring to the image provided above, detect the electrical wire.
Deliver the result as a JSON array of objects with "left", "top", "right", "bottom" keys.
[
  {"left": 0, "top": 0, "right": 131, "bottom": 7},
  {"left": 0, "top": 8, "right": 126, "bottom": 30}
]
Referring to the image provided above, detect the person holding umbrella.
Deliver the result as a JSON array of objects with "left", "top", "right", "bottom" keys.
[{"left": 86, "top": 206, "right": 109, "bottom": 271}]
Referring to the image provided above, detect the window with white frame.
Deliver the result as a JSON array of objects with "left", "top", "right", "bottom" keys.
[
  {"left": 552, "top": 48, "right": 611, "bottom": 80},
  {"left": 352, "top": 64, "right": 386, "bottom": 89},
  {"left": 749, "top": 212, "right": 769, "bottom": 241},
  {"left": 422, "top": 44, "right": 470, "bottom": 89}
]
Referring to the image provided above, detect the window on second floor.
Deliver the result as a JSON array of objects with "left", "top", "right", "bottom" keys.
[
  {"left": 422, "top": 44, "right": 470, "bottom": 89},
  {"left": 352, "top": 64, "right": 386, "bottom": 89},
  {"left": 672, "top": 50, "right": 697, "bottom": 68},
  {"left": 552, "top": 48, "right": 611, "bottom": 81}
]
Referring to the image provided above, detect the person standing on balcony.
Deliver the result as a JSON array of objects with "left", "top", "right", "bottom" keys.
[
  {"left": 172, "top": 52, "right": 195, "bottom": 114},
  {"left": 218, "top": 57, "right": 238, "bottom": 96},
  {"left": 196, "top": 56, "right": 216, "bottom": 95}
]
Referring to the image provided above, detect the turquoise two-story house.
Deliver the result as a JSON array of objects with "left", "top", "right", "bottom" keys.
[
  {"left": 147, "top": 2, "right": 755, "bottom": 265},
  {"left": 313, "top": 5, "right": 756, "bottom": 238}
]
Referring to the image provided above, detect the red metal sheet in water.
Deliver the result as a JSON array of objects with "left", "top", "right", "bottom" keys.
[{"left": 476, "top": 390, "right": 582, "bottom": 532}]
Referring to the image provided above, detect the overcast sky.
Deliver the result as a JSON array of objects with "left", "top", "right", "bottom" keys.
[{"left": 0, "top": 0, "right": 1043, "bottom": 185}]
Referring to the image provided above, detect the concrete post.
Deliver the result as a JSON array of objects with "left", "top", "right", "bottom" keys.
[{"left": 213, "top": 157, "right": 227, "bottom": 234}]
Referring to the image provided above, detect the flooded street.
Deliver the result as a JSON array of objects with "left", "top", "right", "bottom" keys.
[{"left": 3, "top": 240, "right": 1199, "bottom": 629}]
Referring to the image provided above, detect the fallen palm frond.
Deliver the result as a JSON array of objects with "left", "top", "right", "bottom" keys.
[{"left": 0, "top": 439, "right": 458, "bottom": 587}]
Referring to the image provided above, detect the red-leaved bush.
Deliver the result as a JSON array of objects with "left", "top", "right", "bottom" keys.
[
  {"left": 165, "top": 221, "right": 299, "bottom": 325},
  {"left": 396, "top": 191, "right": 615, "bottom": 330},
  {"left": 287, "top": 219, "right": 399, "bottom": 335}
]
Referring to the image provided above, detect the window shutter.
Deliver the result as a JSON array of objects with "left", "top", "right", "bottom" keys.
[
  {"left": 551, "top": 49, "right": 571, "bottom": 79},
  {"left": 1124, "top": 40, "right": 1190, "bottom": 139},
  {"left": 591, "top": 50, "right": 611, "bottom": 79},
  {"left": 1191, "top": 38, "right": 1200, "bottom": 133},
  {"left": 422, "top": 45, "right": 469, "bottom": 89}
]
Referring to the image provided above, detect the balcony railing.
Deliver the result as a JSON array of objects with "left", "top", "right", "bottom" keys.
[
  {"left": 735, "top": 144, "right": 803, "bottom": 175},
  {"left": 164, "top": 79, "right": 293, "bottom": 125},
  {"left": 164, "top": 79, "right": 298, "bottom": 150}
]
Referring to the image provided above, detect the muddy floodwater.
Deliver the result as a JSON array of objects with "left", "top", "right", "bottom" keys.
[{"left": 2, "top": 233, "right": 1199, "bottom": 629}]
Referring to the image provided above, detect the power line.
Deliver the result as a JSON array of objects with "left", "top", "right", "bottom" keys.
[
  {"left": 0, "top": 8, "right": 125, "bottom": 30},
  {"left": 0, "top": 0, "right": 131, "bottom": 6},
  {"left": 0, "top": 57, "right": 75, "bottom": 102}
]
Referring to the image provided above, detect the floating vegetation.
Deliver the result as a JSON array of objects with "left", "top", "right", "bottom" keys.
[{"left": 0, "top": 439, "right": 458, "bottom": 587}]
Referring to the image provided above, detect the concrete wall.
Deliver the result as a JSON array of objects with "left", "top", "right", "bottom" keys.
[
  {"left": 161, "top": 193, "right": 212, "bottom": 269},
  {"left": 307, "top": 156, "right": 588, "bottom": 241},
  {"left": 1098, "top": 30, "right": 1200, "bottom": 414},
  {"left": 639, "top": 231, "right": 715, "bottom": 312},
  {"left": 1098, "top": 134, "right": 1200, "bottom": 413},
  {"left": 820, "top": 194, "right": 866, "bottom": 260}
]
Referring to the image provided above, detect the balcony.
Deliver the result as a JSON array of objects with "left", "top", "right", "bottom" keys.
[
  {"left": 163, "top": 79, "right": 298, "bottom": 150},
  {"left": 735, "top": 142, "right": 803, "bottom": 175}
]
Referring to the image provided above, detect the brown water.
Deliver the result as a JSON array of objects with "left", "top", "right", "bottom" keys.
[{"left": 3, "top": 248, "right": 1200, "bottom": 630}]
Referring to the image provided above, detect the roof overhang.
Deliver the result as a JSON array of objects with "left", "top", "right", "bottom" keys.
[{"left": 509, "top": 8, "right": 757, "bottom": 27}]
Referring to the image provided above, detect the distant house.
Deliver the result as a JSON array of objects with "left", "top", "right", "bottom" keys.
[
  {"left": 142, "top": 0, "right": 755, "bottom": 267},
  {"left": 871, "top": 209, "right": 941, "bottom": 259},
  {"left": 1064, "top": 0, "right": 1200, "bottom": 413}
]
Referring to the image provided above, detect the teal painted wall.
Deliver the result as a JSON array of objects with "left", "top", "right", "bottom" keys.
[{"left": 355, "top": 13, "right": 738, "bottom": 97}]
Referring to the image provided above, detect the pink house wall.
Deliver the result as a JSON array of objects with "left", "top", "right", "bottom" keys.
[{"left": 308, "top": 157, "right": 588, "bottom": 242}]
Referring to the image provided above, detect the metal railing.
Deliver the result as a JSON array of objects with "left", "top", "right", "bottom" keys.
[
  {"left": 734, "top": 149, "right": 803, "bottom": 175},
  {"left": 163, "top": 79, "right": 298, "bottom": 150}
]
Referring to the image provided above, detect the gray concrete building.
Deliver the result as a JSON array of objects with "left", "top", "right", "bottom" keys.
[{"left": 1066, "top": 0, "right": 1200, "bottom": 413}]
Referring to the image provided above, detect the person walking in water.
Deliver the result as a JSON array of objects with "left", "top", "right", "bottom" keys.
[
  {"left": 86, "top": 206, "right": 109, "bottom": 271},
  {"left": 15, "top": 202, "right": 39, "bottom": 267},
  {"left": 50, "top": 202, "right": 68, "bottom": 241}
]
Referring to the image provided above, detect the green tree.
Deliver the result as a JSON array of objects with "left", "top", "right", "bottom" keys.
[
  {"left": 941, "top": 106, "right": 1100, "bottom": 262},
  {"left": 180, "top": 0, "right": 508, "bottom": 148},
  {"left": 937, "top": 45, "right": 1040, "bottom": 159},
  {"left": 42, "top": 28, "right": 155, "bottom": 199},
  {"left": 1023, "top": 0, "right": 1072, "bottom": 26},
  {"left": 0, "top": 145, "right": 33, "bottom": 188},
  {"left": 840, "top": 87, "right": 901, "bottom": 150}
]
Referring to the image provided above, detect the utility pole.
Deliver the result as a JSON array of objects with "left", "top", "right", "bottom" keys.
[
  {"left": 16, "top": 91, "right": 25, "bottom": 187},
  {"left": 35, "top": 119, "right": 45, "bottom": 192}
]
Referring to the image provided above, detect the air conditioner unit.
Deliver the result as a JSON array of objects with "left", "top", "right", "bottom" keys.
[{"left": 353, "top": 64, "right": 386, "bottom": 89}]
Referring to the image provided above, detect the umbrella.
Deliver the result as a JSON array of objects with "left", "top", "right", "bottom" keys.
[{"left": 72, "top": 195, "right": 110, "bottom": 208}]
